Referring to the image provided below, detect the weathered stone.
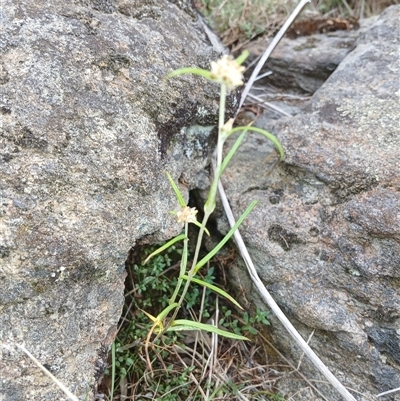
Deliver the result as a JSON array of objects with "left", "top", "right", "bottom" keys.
[
  {"left": 245, "top": 16, "right": 378, "bottom": 94},
  {"left": 218, "top": 6, "right": 400, "bottom": 400},
  {"left": 0, "top": 1, "right": 229, "bottom": 399}
]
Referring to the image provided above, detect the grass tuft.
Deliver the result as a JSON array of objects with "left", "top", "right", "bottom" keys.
[
  {"left": 99, "top": 243, "right": 280, "bottom": 400},
  {"left": 196, "top": 0, "right": 399, "bottom": 50}
]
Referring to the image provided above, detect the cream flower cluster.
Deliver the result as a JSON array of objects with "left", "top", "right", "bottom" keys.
[
  {"left": 176, "top": 206, "right": 198, "bottom": 224},
  {"left": 210, "top": 55, "right": 245, "bottom": 91}
]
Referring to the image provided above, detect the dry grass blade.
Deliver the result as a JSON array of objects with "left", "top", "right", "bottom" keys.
[
  {"left": 174, "top": 349, "right": 208, "bottom": 399},
  {"left": 172, "top": 304, "right": 282, "bottom": 400},
  {"left": 217, "top": 177, "right": 358, "bottom": 401},
  {"left": 255, "top": 330, "right": 331, "bottom": 401},
  {"left": 236, "top": 0, "right": 311, "bottom": 115},
  {"left": 224, "top": 1, "right": 359, "bottom": 399},
  {"left": 377, "top": 387, "right": 400, "bottom": 397},
  {"left": 2, "top": 343, "right": 80, "bottom": 401},
  {"left": 246, "top": 92, "right": 292, "bottom": 116}
]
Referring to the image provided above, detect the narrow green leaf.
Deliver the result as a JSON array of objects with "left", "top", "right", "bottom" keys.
[
  {"left": 169, "top": 233, "right": 188, "bottom": 304},
  {"left": 140, "top": 309, "right": 158, "bottom": 324},
  {"left": 167, "top": 67, "right": 214, "bottom": 81},
  {"left": 110, "top": 342, "right": 116, "bottom": 401},
  {"left": 204, "top": 198, "right": 216, "bottom": 215},
  {"left": 220, "top": 128, "right": 248, "bottom": 176},
  {"left": 235, "top": 50, "right": 250, "bottom": 65},
  {"left": 143, "top": 234, "right": 186, "bottom": 264},
  {"left": 206, "top": 383, "right": 225, "bottom": 401},
  {"left": 194, "top": 201, "right": 258, "bottom": 273},
  {"left": 228, "top": 126, "right": 285, "bottom": 160},
  {"left": 181, "top": 275, "right": 243, "bottom": 310},
  {"left": 84, "top": 388, "right": 90, "bottom": 401},
  {"left": 193, "top": 220, "right": 210, "bottom": 236},
  {"left": 166, "top": 172, "right": 186, "bottom": 207},
  {"left": 167, "top": 319, "right": 249, "bottom": 341},
  {"left": 156, "top": 303, "right": 179, "bottom": 321}
]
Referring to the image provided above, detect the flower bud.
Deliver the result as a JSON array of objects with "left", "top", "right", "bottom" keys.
[
  {"left": 210, "top": 55, "right": 245, "bottom": 91},
  {"left": 176, "top": 206, "right": 198, "bottom": 224}
]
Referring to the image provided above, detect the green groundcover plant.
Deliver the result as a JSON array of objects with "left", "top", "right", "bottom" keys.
[{"left": 141, "top": 51, "right": 284, "bottom": 349}]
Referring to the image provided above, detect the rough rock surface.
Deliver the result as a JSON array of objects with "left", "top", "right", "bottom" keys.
[
  {"left": 245, "top": 16, "right": 377, "bottom": 94},
  {"left": 0, "top": 1, "right": 229, "bottom": 400},
  {"left": 218, "top": 6, "right": 400, "bottom": 400}
]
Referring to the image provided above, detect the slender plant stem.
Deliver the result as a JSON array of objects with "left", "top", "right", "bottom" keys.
[
  {"left": 167, "top": 84, "right": 227, "bottom": 325},
  {"left": 169, "top": 222, "right": 189, "bottom": 304},
  {"left": 217, "top": 84, "right": 227, "bottom": 168},
  {"left": 167, "top": 212, "right": 210, "bottom": 325},
  {"left": 205, "top": 84, "right": 227, "bottom": 215},
  {"left": 110, "top": 341, "right": 116, "bottom": 401}
]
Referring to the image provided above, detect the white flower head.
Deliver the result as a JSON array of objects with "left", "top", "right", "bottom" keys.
[
  {"left": 176, "top": 206, "right": 198, "bottom": 224},
  {"left": 210, "top": 55, "right": 245, "bottom": 91}
]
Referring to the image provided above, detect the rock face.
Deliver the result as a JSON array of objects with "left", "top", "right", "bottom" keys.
[
  {"left": 0, "top": 1, "right": 227, "bottom": 399},
  {"left": 245, "top": 16, "right": 377, "bottom": 94},
  {"left": 219, "top": 6, "right": 400, "bottom": 400}
]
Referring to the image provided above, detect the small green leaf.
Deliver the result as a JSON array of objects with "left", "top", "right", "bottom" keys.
[
  {"left": 180, "top": 275, "right": 243, "bottom": 310},
  {"left": 167, "top": 319, "right": 249, "bottom": 341},
  {"left": 166, "top": 172, "right": 186, "bottom": 207},
  {"left": 248, "top": 326, "right": 258, "bottom": 335},
  {"left": 166, "top": 67, "right": 214, "bottom": 81},
  {"left": 243, "top": 312, "right": 249, "bottom": 324},
  {"left": 193, "top": 220, "right": 210, "bottom": 236},
  {"left": 235, "top": 50, "right": 250, "bottom": 65},
  {"left": 195, "top": 200, "right": 258, "bottom": 273},
  {"left": 220, "top": 128, "right": 249, "bottom": 175},
  {"left": 228, "top": 126, "right": 285, "bottom": 160},
  {"left": 207, "top": 383, "right": 225, "bottom": 401},
  {"left": 204, "top": 198, "right": 216, "bottom": 215},
  {"left": 140, "top": 309, "right": 158, "bottom": 324},
  {"left": 143, "top": 234, "right": 186, "bottom": 264},
  {"left": 156, "top": 303, "right": 179, "bottom": 321}
]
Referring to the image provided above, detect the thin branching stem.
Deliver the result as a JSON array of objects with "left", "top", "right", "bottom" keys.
[
  {"left": 168, "top": 84, "right": 228, "bottom": 325},
  {"left": 169, "top": 222, "right": 189, "bottom": 305},
  {"left": 205, "top": 83, "right": 227, "bottom": 215},
  {"left": 217, "top": 84, "right": 227, "bottom": 168},
  {"left": 167, "top": 212, "right": 210, "bottom": 326}
]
